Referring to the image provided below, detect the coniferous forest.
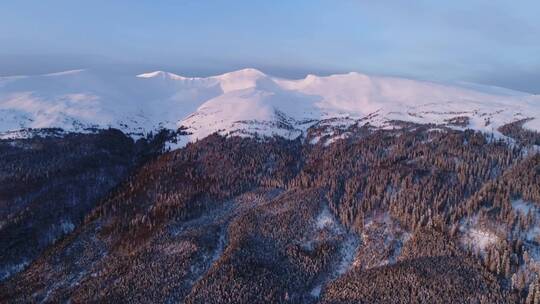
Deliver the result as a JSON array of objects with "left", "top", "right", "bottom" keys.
[{"left": 1, "top": 121, "right": 539, "bottom": 304}]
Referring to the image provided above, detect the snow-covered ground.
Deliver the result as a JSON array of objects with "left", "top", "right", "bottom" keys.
[
  {"left": 462, "top": 227, "right": 499, "bottom": 251},
  {"left": 1, "top": 68, "right": 539, "bottom": 148}
]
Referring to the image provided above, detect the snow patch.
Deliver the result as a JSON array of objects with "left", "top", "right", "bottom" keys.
[
  {"left": 310, "top": 285, "right": 322, "bottom": 297},
  {"left": 60, "top": 219, "right": 75, "bottom": 234},
  {"left": 337, "top": 236, "right": 360, "bottom": 275},
  {"left": 0, "top": 261, "right": 29, "bottom": 281},
  {"left": 512, "top": 199, "right": 540, "bottom": 242},
  {"left": 461, "top": 227, "right": 499, "bottom": 251},
  {"left": 512, "top": 199, "right": 538, "bottom": 215},
  {"left": 316, "top": 207, "right": 337, "bottom": 230}
]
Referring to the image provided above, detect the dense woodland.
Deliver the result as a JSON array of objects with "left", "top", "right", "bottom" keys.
[
  {"left": 0, "top": 121, "right": 539, "bottom": 303},
  {"left": 0, "top": 129, "right": 167, "bottom": 280}
]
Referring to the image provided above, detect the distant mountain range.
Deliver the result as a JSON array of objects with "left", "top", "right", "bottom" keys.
[{"left": 1, "top": 68, "right": 539, "bottom": 147}]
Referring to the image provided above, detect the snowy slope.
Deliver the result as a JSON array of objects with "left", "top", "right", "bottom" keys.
[{"left": 0, "top": 68, "right": 539, "bottom": 146}]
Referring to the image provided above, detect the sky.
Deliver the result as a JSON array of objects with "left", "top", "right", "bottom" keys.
[{"left": 1, "top": 0, "right": 539, "bottom": 93}]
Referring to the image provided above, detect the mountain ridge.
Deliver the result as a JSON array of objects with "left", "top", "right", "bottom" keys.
[{"left": 1, "top": 68, "right": 539, "bottom": 147}]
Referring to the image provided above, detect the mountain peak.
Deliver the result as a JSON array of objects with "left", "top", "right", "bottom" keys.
[
  {"left": 136, "top": 71, "right": 189, "bottom": 80},
  {"left": 215, "top": 68, "right": 266, "bottom": 79},
  {"left": 213, "top": 68, "right": 268, "bottom": 92}
]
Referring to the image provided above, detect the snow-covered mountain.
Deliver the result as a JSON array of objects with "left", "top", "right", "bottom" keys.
[{"left": 1, "top": 68, "right": 539, "bottom": 147}]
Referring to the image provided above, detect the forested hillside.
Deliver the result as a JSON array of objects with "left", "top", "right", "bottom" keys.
[
  {"left": 0, "top": 129, "right": 167, "bottom": 281},
  {"left": 1, "top": 122, "right": 539, "bottom": 303}
]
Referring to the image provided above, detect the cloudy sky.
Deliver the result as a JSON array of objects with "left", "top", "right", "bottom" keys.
[{"left": 1, "top": 0, "right": 539, "bottom": 93}]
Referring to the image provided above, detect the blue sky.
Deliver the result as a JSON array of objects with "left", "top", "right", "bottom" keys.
[{"left": 1, "top": 1, "right": 539, "bottom": 92}]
